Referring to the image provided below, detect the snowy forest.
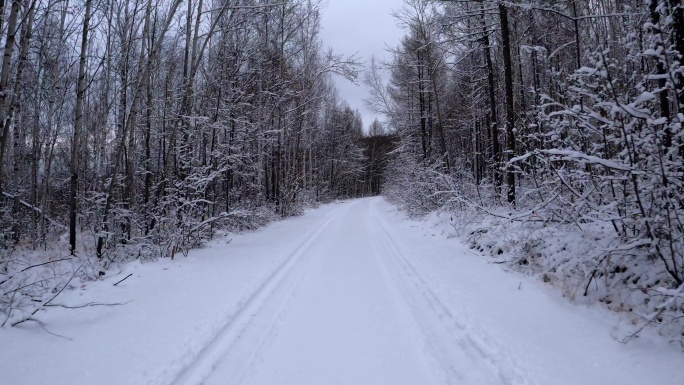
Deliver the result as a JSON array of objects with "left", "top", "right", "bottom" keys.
[
  {"left": 368, "top": 0, "right": 684, "bottom": 342},
  {"left": 0, "top": 0, "right": 395, "bottom": 325},
  {"left": 1, "top": 0, "right": 683, "bottom": 346}
]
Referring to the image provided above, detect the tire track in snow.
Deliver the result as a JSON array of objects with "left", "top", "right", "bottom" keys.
[
  {"left": 368, "top": 204, "right": 536, "bottom": 385},
  {"left": 168, "top": 202, "right": 353, "bottom": 385}
]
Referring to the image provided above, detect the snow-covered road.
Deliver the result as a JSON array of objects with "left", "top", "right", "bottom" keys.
[
  {"left": 174, "top": 198, "right": 441, "bottom": 385},
  {"left": 2, "top": 198, "right": 681, "bottom": 385}
]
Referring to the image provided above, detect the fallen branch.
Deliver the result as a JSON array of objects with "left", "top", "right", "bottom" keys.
[
  {"left": 113, "top": 274, "right": 133, "bottom": 286},
  {"left": 9, "top": 263, "right": 86, "bottom": 326}
]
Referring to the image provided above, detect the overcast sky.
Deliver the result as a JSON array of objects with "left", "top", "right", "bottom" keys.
[{"left": 319, "top": 0, "right": 405, "bottom": 130}]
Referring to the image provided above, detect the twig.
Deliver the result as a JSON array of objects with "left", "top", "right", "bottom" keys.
[
  {"left": 41, "top": 262, "right": 85, "bottom": 308},
  {"left": 11, "top": 317, "right": 73, "bottom": 341},
  {"left": 619, "top": 307, "right": 666, "bottom": 344},
  {"left": 10, "top": 262, "right": 86, "bottom": 325},
  {"left": 20, "top": 257, "right": 74, "bottom": 272},
  {"left": 45, "top": 300, "right": 132, "bottom": 309},
  {"left": 488, "top": 260, "right": 507, "bottom": 264},
  {"left": 1, "top": 289, "right": 18, "bottom": 327},
  {"left": 2, "top": 277, "right": 57, "bottom": 297},
  {"left": 113, "top": 274, "right": 133, "bottom": 286},
  {"left": 584, "top": 254, "right": 609, "bottom": 296},
  {"left": 37, "top": 321, "right": 73, "bottom": 341},
  {"left": 620, "top": 284, "right": 684, "bottom": 343}
]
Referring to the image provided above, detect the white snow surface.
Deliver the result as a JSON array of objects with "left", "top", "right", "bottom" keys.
[{"left": 1, "top": 197, "right": 681, "bottom": 385}]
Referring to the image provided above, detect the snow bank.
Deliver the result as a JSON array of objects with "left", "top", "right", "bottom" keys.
[{"left": 390, "top": 198, "right": 684, "bottom": 348}]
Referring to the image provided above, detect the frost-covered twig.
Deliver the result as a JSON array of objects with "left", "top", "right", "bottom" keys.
[{"left": 10, "top": 262, "right": 85, "bottom": 327}]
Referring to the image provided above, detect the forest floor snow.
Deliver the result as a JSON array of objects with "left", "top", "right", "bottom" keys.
[{"left": 1, "top": 197, "right": 681, "bottom": 385}]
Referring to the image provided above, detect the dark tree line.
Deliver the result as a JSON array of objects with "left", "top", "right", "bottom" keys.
[{"left": 0, "top": 0, "right": 375, "bottom": 255}]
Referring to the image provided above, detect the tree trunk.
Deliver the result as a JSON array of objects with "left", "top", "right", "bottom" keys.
[
  {"left": 69, "top": 0, "right": 93, "bottom": 254},
  {"left": 480, "top": 1, "right": 500, "bottom": 189},
  {"left": 7, "top": 0, "right": 36, "bottom": 190},
  {"left": 670, "top": 0, "right": 684, "bottom": 159},
  {"left": 428, "top": 54, "right": 450, "bottom": 173},
  {"left": 650, "top": 0, "right": 673, "bottom": 151},
  {"left": 499, "top": 2, "right": 516, "bottom": 206},
  {"left": 0, "top": 0, "right": 21, "bottom": 196}
]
